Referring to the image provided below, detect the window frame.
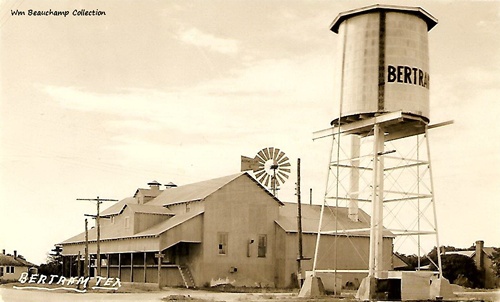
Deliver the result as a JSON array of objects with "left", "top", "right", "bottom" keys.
[
  {"left": 258, "top": 234, "right": 267, "bottom": 258},
  {"left": 217, "top": 232, "right": 228, "bottom": 255}
]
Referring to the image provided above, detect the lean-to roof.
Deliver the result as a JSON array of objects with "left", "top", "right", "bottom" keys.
[{"left": 276, "top": 202, "right": 393, "bottom": 237}]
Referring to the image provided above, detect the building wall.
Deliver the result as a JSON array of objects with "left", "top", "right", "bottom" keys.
[
  {"left": 100, "top": 206, "right": 136, "bottom": 238},
  {"left": 484, "top": 256, "right": 499, "bottom": 288},
  {"left": 134, "top": 213, "right": 170, "bottom": 234},
  {"left": 275, "top": 229, "right": 393, "bottom": 288},
  {"left": 198, "top": 176, "right": 280, "bottom": 287},
  {"left": 0, "top": 265, "right": 29, "bottom": 281},
  {"left": 158, "top": 216, "right": 203, "bottom": 251}
]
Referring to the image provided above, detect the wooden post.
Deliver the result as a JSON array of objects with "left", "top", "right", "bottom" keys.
[
  {"left": 84, "top": 219, "right": 89, "bottom": 277},
  {"left": 155, "top": 252, "right": 164, "bottom": 289},
  {"left": 297, "top": 158, "right": 304, "bottom": 286},
  {"left": 77, "top": 251, "right": 81, "bottom": 278},
  {"left": 96, "top": 197, "right": 101, "bottom": 276},
  {"left": 144, "top": 252, "right": 147, "bottom": 283},
  {"left": 118, "top": 253, "right": 121, "bottom": 279},
  {"left": 62, "top": 256, "right": 66, "bottom": 277},
  {"left": 69, "top": 256, "right": 73, "bottom": 277},
  {"left": 106, "top": 254, "right": 109, "bottom": 278},
  {"left": 130, "top": 253, "right": 134, "bottom": 282}
]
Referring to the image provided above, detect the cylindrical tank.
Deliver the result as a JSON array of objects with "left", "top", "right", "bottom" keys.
[{"left": 330, "top": 5, "right": 437, "bottom": 124}]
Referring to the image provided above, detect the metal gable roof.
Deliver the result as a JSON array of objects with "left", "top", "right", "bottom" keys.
[
  {"left": 149, "top": 172, "right": 283, "bottom": 207},
  {"left": 148, "top": 173, "right": 244, "bottom": 206}
]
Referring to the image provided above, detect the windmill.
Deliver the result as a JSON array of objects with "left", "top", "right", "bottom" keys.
[{"left": 241, "top": 147, "right": 291, "bottom": 196}]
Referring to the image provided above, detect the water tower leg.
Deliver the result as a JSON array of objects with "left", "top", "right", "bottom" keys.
[
  {"left": 357, "top": 124, "right": 385, "bottom": 300},
  {"left": 298, "top": 274, "right": 326, "bottom": 298}
]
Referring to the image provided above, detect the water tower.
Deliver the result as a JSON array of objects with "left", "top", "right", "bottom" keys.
[{"left": 307, "top": 5, "right": 453, "bottom": 300}]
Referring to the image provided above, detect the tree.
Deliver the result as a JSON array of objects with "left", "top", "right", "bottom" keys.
[
  {"left": 491, "top": 247, "right": 500, "bottom": 278},
  {"left": 38, "top": 245, "right": 63, "bottom": 276},
  {"left": 427, "top": 252, "right": 481, "bottom": 288}
]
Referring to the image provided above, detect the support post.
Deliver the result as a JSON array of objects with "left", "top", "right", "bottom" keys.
[
  {"left": 84, "top": 219, "right": 89, "bottom": 277},
  {"left": 118, "top": 253, "right": 121, "bottom": 279},
  {"left": 144, "top": 252, "right": 147, "bottom": 282},
  {"left": 77, "top": 251, "right": 81, "bottom": 278},
  {"left": 369, "top": 124, "right": 385, "bottom": 278},
  {"left": 297, "top": 158, "right": 304, "bottom": 286},
  {"left": 96, "top": 198, "right": 101, "bottom": 276},
  {"left": 69, "top": 256, "right": 73, "bottom": 277},
  {"left": 155, "top": 252, "right": 164, "bottom": 289},
  {"left": 130, "top": 253, "right": 134, "bottom": 282}
]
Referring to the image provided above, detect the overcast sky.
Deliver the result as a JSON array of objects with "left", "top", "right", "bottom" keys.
[{"left": 1, "top": 0, "right": 499, "bottom": 265}]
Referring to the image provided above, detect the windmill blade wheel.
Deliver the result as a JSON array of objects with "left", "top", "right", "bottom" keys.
[{"left": 251, "top": 147, "right": 291, "bottom": 191}]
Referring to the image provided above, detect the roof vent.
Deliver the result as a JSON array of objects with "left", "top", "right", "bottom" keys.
[
  {"left": 165, "top": 182, "right": 177, "bottom": 189},
  {"left": 148, "top": 180, "right": 161, "bottom": 191}
]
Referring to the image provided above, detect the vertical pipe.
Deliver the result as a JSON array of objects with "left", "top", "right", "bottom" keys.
[
  {"left": 349, "top": 135, "right": 361, "bottom": 222},
  {"left": 417, "top": 135, "right": 421, "bottom": 271}
]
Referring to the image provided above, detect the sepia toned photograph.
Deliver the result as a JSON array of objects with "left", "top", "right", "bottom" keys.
[{"left": 1, "top": 0, "right": 499, "bottom": 301}]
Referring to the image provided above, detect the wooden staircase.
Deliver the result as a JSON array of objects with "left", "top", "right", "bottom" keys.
[{"left": 178, "top": 265, "right": 195, "bottom": 288}]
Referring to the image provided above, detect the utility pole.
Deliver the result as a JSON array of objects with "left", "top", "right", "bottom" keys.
[
  {"left": 296, "top": 158, "right": 304, "bottom": 286},
  {"left": 78, "top": 196, "right": 118, "bottom": 277},
  {"left": 84, "top": 218, "right": 89, "bottom": 278}
]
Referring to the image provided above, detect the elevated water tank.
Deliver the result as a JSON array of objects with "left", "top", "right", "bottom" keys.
[{"left": 331, "top": 5, "right": 437, "bottom": 125}]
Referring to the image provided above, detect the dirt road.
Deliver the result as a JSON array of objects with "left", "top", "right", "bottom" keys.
[
  {"left": 0, "top": 286, "right": 299, "bottom": 302},
  {"left": 1, "top": 285, "right": 499, "bottom": 301}
]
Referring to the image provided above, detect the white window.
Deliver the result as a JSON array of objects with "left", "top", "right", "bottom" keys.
[
  {"left": 6, "top": 266, "right": 14, "bottom": 274},
  {"left": 124, "top": 216, "right": 130, "bottom": 229},
  {"left": 218, "top": 232, "right": 228, "bottom": 255},
  {"left": 110, "top": 216, "right": 115, "bottom": 224},
  {"left": 185, "top": 202, "right": 191, "bottom": 213}
]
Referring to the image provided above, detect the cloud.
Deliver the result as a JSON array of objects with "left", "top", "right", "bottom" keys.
[
  {"left": 43, "top": 53, "right": 334, "bottom": 135},
  {"left": 178, "top": 27, "right": 239, "bottom": 55}
]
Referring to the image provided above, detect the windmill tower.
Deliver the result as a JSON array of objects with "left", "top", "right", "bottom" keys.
[{"left": 307, "top": 5, "right": 454, "bottom": 300}]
